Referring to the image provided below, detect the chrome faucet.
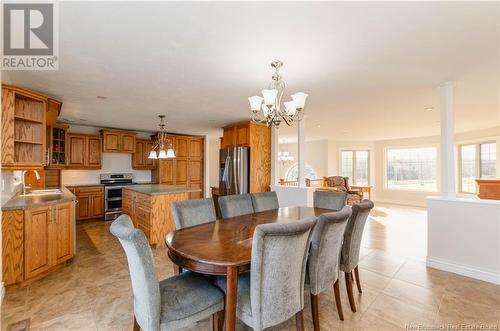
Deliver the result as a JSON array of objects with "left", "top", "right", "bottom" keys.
[{"left": 22, "top": 170, "right": 41, "bottom": 195}]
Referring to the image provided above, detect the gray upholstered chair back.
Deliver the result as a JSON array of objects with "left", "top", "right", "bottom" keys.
[
  {"left": 250, "top": 218, "right": 317, "bottom": 330},
  {"left": 110, "top": 215, "right": 160, "bottom": 331},
  {"left": 308, "top": 207, "right": 351, "bottom": 295},
  {"left": 313, "top": 191, "right": 348, "bottom": 210},
  {"left": 218, "top": 194, "right": 254, "bottom": 218},
  {"left": 250, "top": 191, "right": 279, "bottom": 212},
  {"left": 171, "top": 198, "right": 216, "bottom": 229},
  {"left": 340, "top": 200, "right": 375, "bottom": 272}
]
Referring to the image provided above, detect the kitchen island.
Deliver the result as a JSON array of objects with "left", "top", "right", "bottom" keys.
[{"left": 122, "top": 184, "right": 201, "bottom": 246}]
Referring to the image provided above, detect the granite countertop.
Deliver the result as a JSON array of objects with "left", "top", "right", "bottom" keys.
[
  {"left": 2, "top": 187, "right": 76, "bottom": 211},
  {"left": 122, "top": 184, "right": 201, "bottom": 196}
]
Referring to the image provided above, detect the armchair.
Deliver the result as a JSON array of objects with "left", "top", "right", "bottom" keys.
[{"left": 323, "top": 176, "right": 363, "bottom": 205}]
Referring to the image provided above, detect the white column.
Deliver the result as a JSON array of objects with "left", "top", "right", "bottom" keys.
[
  {"left": 270, "top": 126, "right": 279, "bottom": 186},
  {"left": 440, "top": 81, "right": 456, "bottom": 198},
  {"left": 298, "top": 118, "right": 306, "bottom": 187}
]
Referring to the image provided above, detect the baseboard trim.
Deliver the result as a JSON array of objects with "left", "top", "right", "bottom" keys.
[
  {"left": 0, "top": 282, "right": 5, "bottom": 304},
  {"left": 426, "top": 256, "right": 500, "bottom": 285}
]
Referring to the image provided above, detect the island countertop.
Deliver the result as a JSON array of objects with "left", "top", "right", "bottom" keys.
[
  {"left": 122, "top": 184, "right": 202, "bottom": 196},
  {"left": 2, "top": 187, "right": 76, "bottom": 211}
]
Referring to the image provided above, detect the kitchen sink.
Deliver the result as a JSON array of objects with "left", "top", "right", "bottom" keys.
[{"left": 20, "top": 188, "right": 63, "bottom": 196}]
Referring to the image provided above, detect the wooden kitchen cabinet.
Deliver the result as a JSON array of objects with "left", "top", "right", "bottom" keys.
[
  {"left": 151, "top": 134, "right": 205, "bottom": 199},
  {"left": 46, "top": 124, "right": 69, "bottom": 168},
  {"left": 101, "top": 129, "right": 136, "bottom": 153},
  {"left": 221, "top": 121, "right": 271, "bottom": 193},
  {"left": 67, "top": 134, "right": 102, "bottom": 169},
  {"left": 67, "top": 186, "right": 104, "bottom": 221},
  {"left": 1, "top": 85, "right": 48, "bottom": 169},
  {"left": 132, "top": 139, "right": 156, "bottom": 170},
  {"left": 2, "top": 202, "right": 75, "bottom": 286}
]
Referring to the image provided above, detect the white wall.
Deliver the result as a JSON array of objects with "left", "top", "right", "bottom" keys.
[
  {"left": 208, "top": 137, "right": 221, "bottom": 189},
  {"left": 427, "top": 197, "right": 500, "bottom": 284}
]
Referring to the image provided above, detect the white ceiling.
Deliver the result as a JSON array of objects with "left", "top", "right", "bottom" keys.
[{"left": 4, "top": 1, "right": 499, "bottom": 141}]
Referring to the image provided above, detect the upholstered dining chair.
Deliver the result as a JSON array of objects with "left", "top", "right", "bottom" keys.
[
  {"left": 313, "top": 191, "right": 348, "bottom": 210},
  {"left": 306, "top": 207, "right": 351, "bottom": 330},
  {"left": 171, "top": 198, "right": 216, "bottom": 229},
  {"left": 340, "top": 200, "right": 375, "bottom": 313},
  {"left": 323, "top": 176, "right": 362, "bottom": 205},
  {"left": 217, "top": 218, "right": 317, "bottom": 331},
  {"left": 250, "top": 191, "right": 279, "bottom": 212},
  {"left": 110, "top": 215, "right": 225, "bottom": 331},
  {"left": 218, "top": 194, "right": 254, "bottom": 219}
]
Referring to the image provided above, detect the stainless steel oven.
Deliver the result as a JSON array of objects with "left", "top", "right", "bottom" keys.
[{"left": 100, "top": 173, "right": 137, "bottom": 221}]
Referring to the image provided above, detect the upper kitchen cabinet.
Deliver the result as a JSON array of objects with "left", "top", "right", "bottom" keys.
[
  {"left": 221, "top": 121, "right": 271, "bottom": 193},
  {"left": 67, "top": 133, "right": 102, "bottom": 169},
  {"left": 1, "top": 84, "right": 58, "bottom": 170},
  {"left": 132, "top": 139, "right": 156, "bottom": 170},
  {"left": 46, "top": 124, "right": 69, "bottom": 168},
  {"left": 101, "top": 129, "right": 136, "bottom": 153}
]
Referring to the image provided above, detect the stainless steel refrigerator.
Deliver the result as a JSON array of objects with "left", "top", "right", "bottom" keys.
[{"left": 219, "top": 147, "right": 250, "bottom": 195}]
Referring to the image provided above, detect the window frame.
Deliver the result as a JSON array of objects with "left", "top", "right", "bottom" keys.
[
  {"left": 339, "top": 149, "right": 370, "bottom": 186},
  {"left": 458, "top": 141, "right": 496, "bottom": 194},
  {"left": 384, "top": 145, "right": 438, "bottom": 192}
]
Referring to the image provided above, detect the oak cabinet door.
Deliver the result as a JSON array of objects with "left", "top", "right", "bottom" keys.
[
  {"left": 53, "top": 203, "right": 74, "bottom": 264},
  {"left": 67, "top": 134, "right": 85, "bottom": 167},
  {"left": 222, "top": 127, "right": 235, "bottom": 148},
  {"left": 160, "top": 160, "right": 174, "bottom": 184},
  {"left": 103, "top": 132, "right": 120, "bottom": 152},
  {"left": 91, "top": 193, "right": 104, "bottom": 218},
  {"left": 145, "top": 141, "right": 155, "bottom": 168},
  {"left": 175, "top": 159, "right": 188, "bottom": 185},
  {"left": 121, "top": 133, "right": 136, "bottom": 153},
  {"left": 86, "top": 137, "right": 102, "bottom": 167},
  {"left": 24, "top": 206, "right": 52, "bottom": 279},
  {"left": 133, "top": 140, "right": 145, "bottom": 168},
  {"left": 189, "top": 138, "right": 203, "bottom": 159},
  {"left": 175, "top": 137, "right": 188, "bottom": 158},
  {"left": 236, "top": 125, "right": 249, "bottom": 146},
  {"left": 77, "top": 194, "right": 91, "bottom": 220}
]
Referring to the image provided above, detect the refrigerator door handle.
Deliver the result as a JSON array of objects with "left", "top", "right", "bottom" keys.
[
  {"left": 223, "top": 156, "right": 231, "bottom": 190},
  {"left": 234, "top": 148, "right": 240, "bottom": 194}
]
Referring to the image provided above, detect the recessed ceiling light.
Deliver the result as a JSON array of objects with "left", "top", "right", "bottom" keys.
[
  {"left": 97, "top": 96, "right": 108, "bottom": 100},
  {"left": 317, "top": 125, "right": 321, "bottom": 128},
  {"left": 424, "top": 107, "right": 434, "bottom": 112}
]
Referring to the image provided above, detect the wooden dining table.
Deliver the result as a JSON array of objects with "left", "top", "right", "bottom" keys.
[{"left": 165, "top": 206, "right": 334, "bottom": 331}]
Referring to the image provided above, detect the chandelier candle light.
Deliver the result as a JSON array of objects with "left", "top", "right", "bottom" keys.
[
  {"left": 248, "top": 61, "right": 308, "bottom": 128},
  {"left": 148, "top": 115, "right": 176, "bottom": 159}
]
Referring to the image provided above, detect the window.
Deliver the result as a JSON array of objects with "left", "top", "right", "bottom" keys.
[
  {"left": 386, "top": 147, "right": 437, "bottom": 191},
  {"left": 285, "top": 163, "right": 319, "bottom": 181},
  {"left": 340, "top": 150, "right": 370, "bottom": 186},
  {"left": 459, "top": 142, "right": 496, "bottom": 193}
]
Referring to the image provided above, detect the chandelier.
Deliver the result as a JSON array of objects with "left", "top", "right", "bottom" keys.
[
  {"left": 248, "top": 61, "right": 308, "bottom": 128},
  {"left": 148, "top": 115, "right": 176, "bottom": 159},
  {"left": 278, "top": 151, "right": 294, "bottom": 164}
]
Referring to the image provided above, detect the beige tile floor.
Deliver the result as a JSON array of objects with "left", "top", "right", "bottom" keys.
[{"left": 2, "top": 203, "right": 499, "bottom": 330}]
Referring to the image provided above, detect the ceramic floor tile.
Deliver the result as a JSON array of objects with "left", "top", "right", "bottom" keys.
[{"left": 383, "top": 278, "right": 443, "bottom": 311}]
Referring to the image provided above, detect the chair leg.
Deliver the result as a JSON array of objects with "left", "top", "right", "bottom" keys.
[
  {"left": 354, "top": 266, "right": 362, "bottom": 294},
  {"left": 310, "top": 293, "right": 320, "bottom": 331},
  {"left": 333, "top": 280, "right": 344, "bottom": 321},
  {"left": 295, "top": 310, "right": 304, "bottom": 331},
  {"left": 212, "top": 310, "right": 224, "bottom": 331},
  {"left": 345, "top": 272, "right": 357, "bottom": 313},
  {"left": 173, "top": 265, "right": 182, "bottom": 275},
  {"left": 133, "top": 316, "right": 140, "bottom": 331}
]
